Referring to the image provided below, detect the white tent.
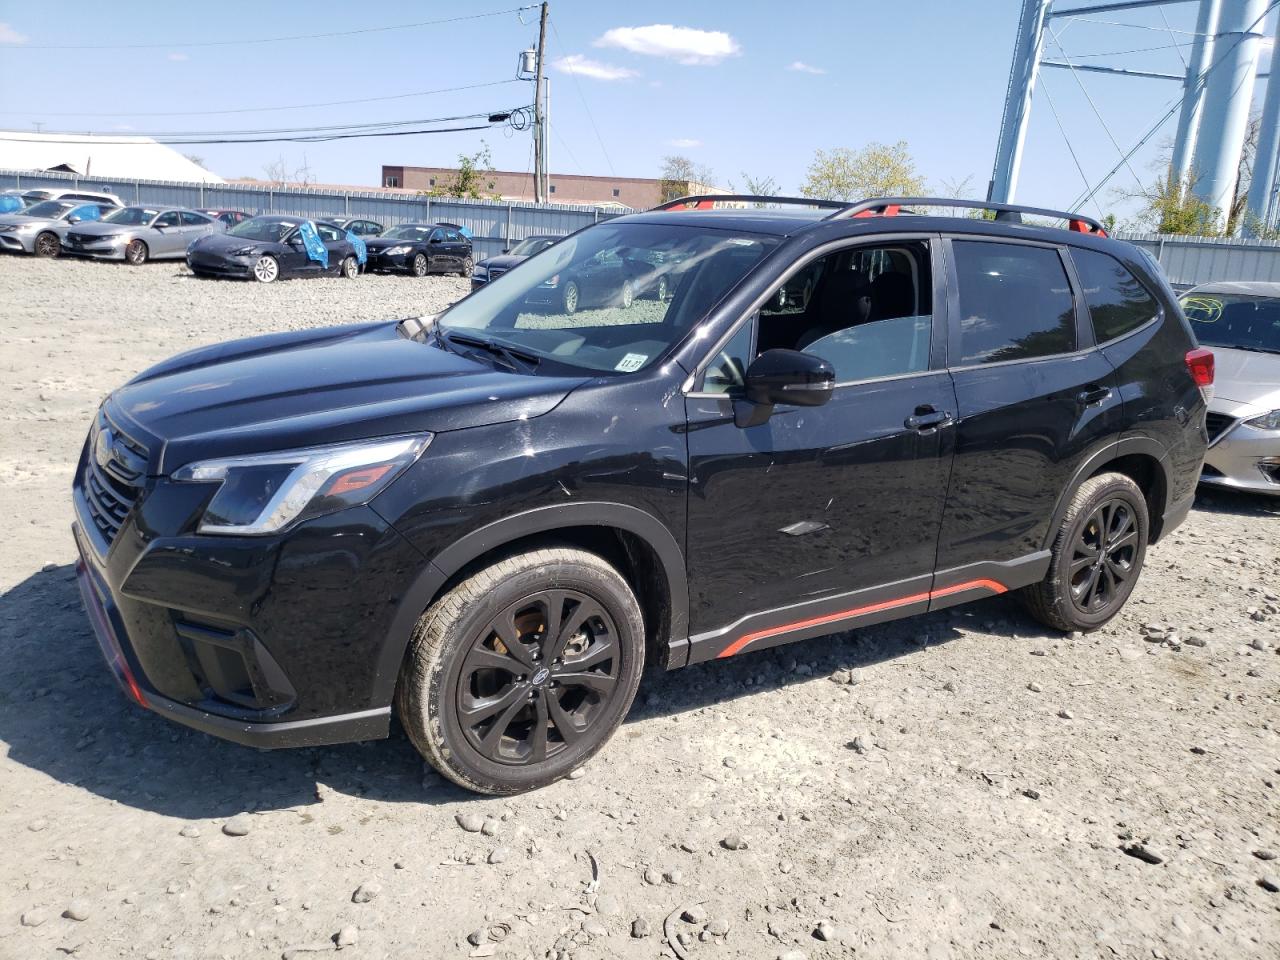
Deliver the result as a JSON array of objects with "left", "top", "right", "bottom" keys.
[{"left": 0, "top": 131, "right": 224, "bottom": 183}]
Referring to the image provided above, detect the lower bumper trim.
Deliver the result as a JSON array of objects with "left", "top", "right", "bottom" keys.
[{"left": 147, "top": 697, "right": 390, "bottom": 748}]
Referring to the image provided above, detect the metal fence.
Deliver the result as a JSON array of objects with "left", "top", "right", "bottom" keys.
[
  {"left": 1113, "top": 231, "right": 1280, "bottom": 288},
  {"left": 0, "top": 168, "right": 617, "bottom": 259}
]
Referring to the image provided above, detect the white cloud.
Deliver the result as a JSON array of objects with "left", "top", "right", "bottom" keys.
[
  {"left": 0, "top": 22, "right": 29, "bottom": 44},
  {"left": 787, "top": 60, "right": 825, "bottom": 75},
  {"left": 552, "top": 54, "right": 636, "bottom": 81},
  {"left": 167, "top": 51, "right": 189, "bottom": 61},
  {"left": 595, "top": 24, "right": 740, "bottom": 65},
  {"left": 668, "top": 138, "right": 701, "bottom": 148}
]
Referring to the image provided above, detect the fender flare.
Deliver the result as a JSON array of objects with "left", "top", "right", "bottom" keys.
[
  {"left": 371, "top": 502, "right": 690, "bottom": 704},
  {"left": 1042, "top": 436, "right": 1173, "bottom": 551}
]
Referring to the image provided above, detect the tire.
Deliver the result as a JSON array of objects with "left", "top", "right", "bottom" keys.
[
  {"left": 396, "top": 547, "right": 646, "bottom": 795},
  {"left": 562, "top": 280, "right": 580, "bottom": 314},
  {"left": 124, "top": 239, "right": 148, "bottom": 265},
  {"left": 411, "top": 253, "right": 428, "bottom": 277},
  {"left": 1022, "top": 472, "right": 1149, "bottom": 632},
  {"left": 619, "top": 279, "right": 635, "bottom": 309},
  {"left": 653, "top": 275, "right": 668, "bottom": 301},
  {"left": 252, "top": 255, "right": 279, "bottom": 283},
  {"left": 460, "top": 255, "right": 474, "bottom": 278},
  {"left": 340, "top": 255, "right": 358, "bottom": 279},
  {"left": 34, "top": 231, "right": 60, "bottom": 258}
]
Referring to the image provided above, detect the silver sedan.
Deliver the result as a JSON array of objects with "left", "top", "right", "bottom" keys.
[
  {"left": 0, "top": 199, "right": 116, "bottom": 256},
  {"left": 1180, "top": 281, "right": 1280, "bottom": 496},
  {"left": 61, "top": 205, "right": 224, "bottom": 265}
]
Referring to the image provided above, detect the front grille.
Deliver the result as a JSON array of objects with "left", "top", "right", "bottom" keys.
[
  {"left": 488, "top": 267, "right": 507, "bottom": 280},
  {"left": 66, "top": 231, "right": 110, "bottom": 245},
  {"left": 1205, "top": 412, "right": 1237, "bottom": 444},
  {"left": 83, "top": 411, "right": 148, "bottom": 547}
]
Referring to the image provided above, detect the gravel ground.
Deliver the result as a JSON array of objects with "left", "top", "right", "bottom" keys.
[{"left": 1, "top": 255, "right": 1278, "bottom": 960}]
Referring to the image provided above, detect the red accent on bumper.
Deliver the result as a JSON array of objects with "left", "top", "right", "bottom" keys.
[{"left": 75, "top": 558, "right": 148, "bottom": 708}]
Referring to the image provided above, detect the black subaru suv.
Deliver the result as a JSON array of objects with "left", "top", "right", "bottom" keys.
[{"left": 73, "top": 196, "right": 1211, "bottom": 795}]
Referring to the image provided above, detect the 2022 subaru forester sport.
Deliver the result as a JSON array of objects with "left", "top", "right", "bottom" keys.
[{"left": 73, "top": 196, "right": 1212, "bottom": 795}]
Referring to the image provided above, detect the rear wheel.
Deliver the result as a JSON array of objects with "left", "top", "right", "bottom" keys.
[
  {"left": 653, "top": 274, "right": 669, "bottom": 301},
  {"left": 396, "top": 547, "right": 645, "bottom": 795},
  {"left": 34, "top": 231, "right": 60, "bottom": 257},
  {"left": 125, "top": 239, "right": 148, "bottom": 265},
  {"left": 460, "top": 255, "right": 474, "bottom": 278},
  {"left": 619, "top": 279, "right": 635, "bottom": 309},
  {"left": 411, "top": 253, "right": 428, "bottom": 277},
  {"left": 252, "top": 255, "right": 279, "bottom": 283},
  {"left": 340, "top": 255, "right": 359, "bottom": 279},
  {"left": 1022, "top": 472, "right": 1148, "bottom": 632},
  {"left": 562, "top": 280, "right": 580, "bottom": 314}
]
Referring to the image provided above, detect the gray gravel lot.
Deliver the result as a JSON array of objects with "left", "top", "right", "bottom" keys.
[{"left": 1, "top": 254, "right": 1278, "bottom": 959}]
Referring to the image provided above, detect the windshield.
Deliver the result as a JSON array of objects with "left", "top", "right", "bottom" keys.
[
  {"left": 23, "top": 200, "right": 77, "bottom": 219},
  {"left": 228, "top": 217, "right": 299, "bottom": 242},
  {"left": 509, "top": 237, "right": 555, "bottom": 256},
  {"left": 105, "top": 206, "right": 160, "bottom": 225},
  {"left": 437, "top": 222, "right": 779, "bottom": 374},
  {"left": 383, "top": 224, "right": 433, "bottom": 240},
  {"left": 1181, "top": 293, "right": 1280, "bottom": 354}
]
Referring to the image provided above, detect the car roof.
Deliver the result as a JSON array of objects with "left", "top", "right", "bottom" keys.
[{"left": 1185, "top": 280, "right": 1280, "bottom": 297}]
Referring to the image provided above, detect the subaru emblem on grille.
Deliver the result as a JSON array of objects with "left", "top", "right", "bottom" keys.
[{"left": 94, "top": 427, "right": 115, "bottom": 469}]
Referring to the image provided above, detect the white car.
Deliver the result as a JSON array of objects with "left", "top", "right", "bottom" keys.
[
  {"left": 0, "top": 199, "right": 116, "bottom": 256},
  {"left": 1180, "top": 281, "right": 1280, "bottom": 496},
  {"left": 19, "top": 187, "right": 125, "bottom": 208}
]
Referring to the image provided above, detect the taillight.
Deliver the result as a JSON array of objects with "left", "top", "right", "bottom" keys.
[{"left": 1186, "top": 348, "right": 1214, "bottom": 402}]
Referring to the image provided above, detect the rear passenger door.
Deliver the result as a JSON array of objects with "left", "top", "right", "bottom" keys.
[{"left": 933, "top": 237, "right": 1124, "bottom": 587}]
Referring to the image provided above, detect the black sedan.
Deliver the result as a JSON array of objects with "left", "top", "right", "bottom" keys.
[
  {"left": 364, "top": 223, "right": 473, "bottom": 277},
  {"left": 187, "top": 216, "right": 361, "bottom": 282},
  {"left": 470, "top": 235, "right": 558, "bottom": 291},
  {"left": 524, "top": 246, "right": 673, "bottom": 313}
]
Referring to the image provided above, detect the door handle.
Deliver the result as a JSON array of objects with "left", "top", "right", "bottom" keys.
[
  {"left": 904, "top": 408, "right": 953, "bottom": 432},
  {"left": 1076, "top": 385, "right": 1111, "bottom": 406}
]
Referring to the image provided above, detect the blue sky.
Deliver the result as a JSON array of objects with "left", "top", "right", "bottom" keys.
[{"left": 1, "top": 1, "right": 1274, "bottom": 222}]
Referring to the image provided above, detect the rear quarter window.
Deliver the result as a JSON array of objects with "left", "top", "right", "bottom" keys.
[{"left": 1071, "top": 247, "right": 1159, "bottom": 343}]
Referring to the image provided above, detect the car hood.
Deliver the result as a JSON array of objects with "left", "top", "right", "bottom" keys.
[
  {"left": 67, "top": 219, "right": 136, "bottom": 236},
  {"left": 1210, "top": 345, "right": 1280, "bottom": 409},
  {"left": 0, "top": 213, "right": 60, "bottom": 228},
  {"left": 364, "top": 237, "right": 416, "bottom": 251},
  {"left": 478, "top": 254, "right": 529, "bottom": 272},
  {"left": 190, "top": 231, "right": 276, "bottom": 255},
  {"left": 106, "top": 320, "right": 590, "bottom": 474}
]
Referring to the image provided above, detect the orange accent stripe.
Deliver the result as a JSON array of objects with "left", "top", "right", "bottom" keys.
[{"left": 715, "top": 578, "right": 1008, "bottom": 659}]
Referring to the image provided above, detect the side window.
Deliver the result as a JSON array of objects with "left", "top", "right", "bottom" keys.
[
  {"left": 1071, "top": 247, "right": 1160, "bottom": 343},
  {"left": 154, "top": 211, "right": 180, "bottom": 228},
  {"left": 180, "top": 211, "right": 209, "bottom": 226},
  {"left": 700, "top": 319, "right": 754, "bottom": 394},
  {"left": 315, "top": 223, "right": 342, "bottom": 242},
  {"left": 429, "top": 228, "right": 444, "bottom": 243},
  {"left": 447, "top": 229, "right": 464, "bottom": 243},
  {"left": 951, "top": 241, "right": 1076, "bottom": 364},
  {"left": 755, "top": 241, "right": 933, "bottom": 383}
]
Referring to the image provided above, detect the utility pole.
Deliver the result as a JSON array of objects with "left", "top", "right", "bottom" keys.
[
  {"left": 987, "top": 0, "right": 1050, "bottom": 204},
  {"left": 533, "top": 1, "right": 549, "bottom": 203}
]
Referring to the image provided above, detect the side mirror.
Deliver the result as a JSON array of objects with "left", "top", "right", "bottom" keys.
[
  {"left": 287, "top": 236, "right": 303, "bottom": 248},
  {"left": 735, "top": 349, "right": 834, "bottom": 428},
  {"left": 429, "top": 236, "right": 442, "bottom": 244},
  {"left": 67, "top": 215, "right": 82, "bottom": 223}
]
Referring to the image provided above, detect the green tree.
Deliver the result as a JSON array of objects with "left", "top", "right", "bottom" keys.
[
  {"left": 736, "top": 172, "right": 780, "bottom": 197},
  {"left": 432, "top": 143, "right": 497, "bottom": 199},
  {"left": 659, "top": 155, "right": 716, "bottom": 202},
  {"left": 1133, "top": 169, "right": 1222, "bottom": 236},
  {"left": 800, "top": 141, "right": 927, "bottom": 202}
]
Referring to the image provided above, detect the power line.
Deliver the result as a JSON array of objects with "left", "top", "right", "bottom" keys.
[
  {"left": 13, "top": 6, "right": 540, "bottom": 51},
  {"left": 1039, "top": 76, "right": 1109, "bottom": 221},
  {"left": 0, "top": 123, "right": 504, "bottom": 147},
  {"left": 548, "top": 16, "right": 616, "bottom": 176},
  {"left": 0, "top": 80, "right": 522, "bottom": 119}
]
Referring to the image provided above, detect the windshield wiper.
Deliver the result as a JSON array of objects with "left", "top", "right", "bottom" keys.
[{"left": 441, "top": 330, "right": 541, "bottom": 373}]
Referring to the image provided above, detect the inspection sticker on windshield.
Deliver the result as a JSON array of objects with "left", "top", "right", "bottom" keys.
[{"left": 615, "top": 353, "right": 647, "bottom": 372}]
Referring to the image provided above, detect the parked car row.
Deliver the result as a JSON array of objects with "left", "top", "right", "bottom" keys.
[{"left": 0, "top": 191, "right": 497, "bottom": 283}]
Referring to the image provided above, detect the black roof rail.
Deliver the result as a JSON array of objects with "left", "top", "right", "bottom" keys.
[
  {"left": 831, "top": 196, "right": 1108, "bottom": 235},
  {"left": 651, "top": 194, "right": 847, "bottom": 211}
]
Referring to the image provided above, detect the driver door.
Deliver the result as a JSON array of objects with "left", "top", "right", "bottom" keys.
[
  {"left": 682, "top": 236, "right": 957, "bottom": 663},
  {"left": 280, "top": 228, "right": 315, "bottom": 275}
]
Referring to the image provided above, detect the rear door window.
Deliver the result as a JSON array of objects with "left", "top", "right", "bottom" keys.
[
  {"left": 180, "top": 211, "right": 210, "bottom": 226},
  {"left": 1070, "top": 247, "right": 1160, "bottom": 343},
  {"left": 950, "top": 240, "right": 1076, "bottom": 364}
]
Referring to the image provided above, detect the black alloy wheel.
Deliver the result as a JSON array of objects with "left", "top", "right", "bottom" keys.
[
  {"left": 457, "top": 589, "right": 620, "bottom": 766},
  {"left": 1069, "top": 499, "right": 1138, "bottom": 614},
  {"left": 34, "top": 231, "right": 60, "bottom": 257}
]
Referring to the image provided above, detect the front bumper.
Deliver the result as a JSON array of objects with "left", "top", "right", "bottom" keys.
[
  {"left": 61, "top": 236, "right": 125, "bottom": 260},
  {"left": 366, "top": 250, "right": 413, "bottom": 272},
  {"left": 1201, "top": 405, "right": 1280, "bottom": 496},
  {"left": 187, "top": 252, "right": 254, "bottom": 278},
  {"left": 70, "top": 416, "right": 424, "bottom": 747},
  {"left": 0, "top": 231, "right": 36, "bottom": 253}
]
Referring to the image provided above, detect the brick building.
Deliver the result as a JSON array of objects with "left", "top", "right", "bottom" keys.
[{"left": 379, "top": 164, "right": 722, "bottom": 209}]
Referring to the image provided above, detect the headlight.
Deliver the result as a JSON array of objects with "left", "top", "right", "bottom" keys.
[
  {"left": 472, "top": 265, "right": 488, "bottom": 278},
  {"left": 1245, "top": 409, "right": 1280, "bottom": 431},
  {"left": 384, "top": 245, "right": 412, "bottom": 255},
  {"left": 228, "top": 246, "right": 259, "bottom": 257},
  {"left": 173, "top": 434, "right": 430, "bottom": 535},
  {"left": 15, "top": 222, "right": 40, "bottom": 232}
]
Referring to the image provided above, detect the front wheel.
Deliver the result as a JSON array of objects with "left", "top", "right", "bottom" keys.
[
  {"left": 340, "top": 255, "right": 359, "bottom": 279},
  {"left": 252, "top": 254, "right": 280, "bottom": 283},
  {"left": 124, "top": 239, "right": 148, "bottom": 265},
  {"left": 396, "top": 547, "right": 646, "bottom": 795},
  {"left": 562, "top": 280, "right": 580, "bottom": 314},
  {"left": 34, "top": 231, "right": 60, "bottom": 257},
  {"left": 411, "top": 253, "right": 428, "bottom": 277},
  {"left": 1022, "top": 471, "right": 1148, "bottom": 632}
]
